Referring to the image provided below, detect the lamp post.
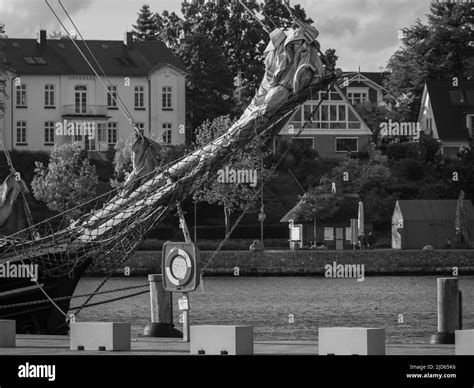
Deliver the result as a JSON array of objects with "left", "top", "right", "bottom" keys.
[
  {"left": 259, "top": 154, "right": 264, "bottom": 243},
  {"left": 194, "top": 200, "right": 197, "bottom": 243}
]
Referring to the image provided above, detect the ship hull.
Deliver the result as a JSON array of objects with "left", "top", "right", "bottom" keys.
[{"left": 0, "top": 256, "right": 91, "bottom": 334}]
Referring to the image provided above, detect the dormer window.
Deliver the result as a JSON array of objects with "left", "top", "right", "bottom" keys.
[{"left": 449, "top": 90, "right": 466, "bottom": 105}]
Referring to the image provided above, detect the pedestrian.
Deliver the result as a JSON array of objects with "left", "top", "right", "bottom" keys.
[
  {"left": 361, "top": 232, "right": 367, "bottom": 250},
  {"left": 445, "top": 238, "right": 451, "bottom": 249},
  {"left": 367, "top": 232, "right": 374, "bottom": 249}
]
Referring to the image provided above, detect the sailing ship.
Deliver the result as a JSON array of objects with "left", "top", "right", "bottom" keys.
[{"left": 0, "top": 1, "right": 338, "bottom": 334}]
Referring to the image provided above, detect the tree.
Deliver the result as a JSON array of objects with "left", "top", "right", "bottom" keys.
[
  {"left": 455, "top": 190, "right": 469, "bottom": 246},
  {"left": 454, "top": 144, "right": 474, "bottom": 201},
  {"left": 31, "top": 144, "right": 98, "bottom": 221},
  {"left": 297, "top": 159, "right": 398, "bottom": 229},
  {"left": 133, "top": 4, "right": 159, "bottom": 41},
  {"left": 386, "top": 2, "right": 474, "bottom": 117},
  {"left": 324, "top": 48, "right": 338, "bottom": 71},
  {"left": 193, "top": 115, "right": 270, "bottom": 234},
  {"left": 177, "top": 33, "right": 234, "bottom": 134},
  {"left": 154, "top": 0, "right": 316, "bottom": 127},
  {"left": 296, "top": 182, "right": 340, "bottom": 222},
  {"left": 0, "top": 39, "right": 8, "bottom": 118}
]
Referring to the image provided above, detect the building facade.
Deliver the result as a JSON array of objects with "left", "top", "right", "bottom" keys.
[
  {"left": 276, "top": 71, "right": 389, "bottom": 159},
  {"left": 0, "top": 31, "right": 186, "bottom": 153},
  {"left": 417, "top": 79, "right": 473, "bottom": 159}
]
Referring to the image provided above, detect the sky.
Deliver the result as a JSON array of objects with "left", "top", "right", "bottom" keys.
[{"left": 0, "top": 0, "right": 433, "bottom": 72}]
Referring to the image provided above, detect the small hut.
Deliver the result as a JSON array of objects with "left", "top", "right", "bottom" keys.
[
  {"left": 392, "top": 200, "right": 474, "bottom": 249},
  {"left": 280, "top": 194, "right": 371, "bottom": 250}
]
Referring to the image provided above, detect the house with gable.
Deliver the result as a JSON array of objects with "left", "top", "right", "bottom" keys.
[
  {"left": 417, "top": 79, "right": 474, "bottom": 159},
  {"left": 275, "top": 70, "right": 390, "bottom": 159}
]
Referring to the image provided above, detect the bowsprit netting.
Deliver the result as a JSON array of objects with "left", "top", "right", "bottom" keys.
[{"left": 0, "top": 21, "right": 338, "bottom": 279}]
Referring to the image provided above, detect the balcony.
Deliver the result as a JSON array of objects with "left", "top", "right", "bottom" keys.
[{"left": 62, "top": 105, "right": 109, "bottom": 118}]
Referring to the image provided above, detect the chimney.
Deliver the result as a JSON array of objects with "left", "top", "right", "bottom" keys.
[
  {"left": 124, "top": 31, "right": 133, "bottom": 47},
  {"left": 37, "top": 29, "right": 46, "bottom": 46}
]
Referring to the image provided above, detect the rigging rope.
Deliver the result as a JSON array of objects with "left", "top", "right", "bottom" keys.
[
  {"left": 45, "top": 0, "right": 141, "bottom": 136},
  {"left": 56, "top": 0, "right": 140, "bottom": 132},
  {"left": 200, "top": 80, "right": 336, "bottom": 274}
]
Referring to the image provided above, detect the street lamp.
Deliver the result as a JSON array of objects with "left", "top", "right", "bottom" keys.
[{"left": 194, "top": 200, "right": 197, "bottom": 243}]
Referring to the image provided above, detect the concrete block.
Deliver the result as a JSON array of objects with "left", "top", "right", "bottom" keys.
[
  {"left": 455, "top": 330, "right": 474, "bottom": 355},
  {"left": 319, "top": 327, "right": 385, "bottom": 355},
  {"left": 70, "top": 322, "right": 131, "bottom": 351},
  {"left": 0, "top": 320, "right": 16, "bottom": 348},
  {"left": 190, "top": 325, "right": 253, "bottom": 355}
]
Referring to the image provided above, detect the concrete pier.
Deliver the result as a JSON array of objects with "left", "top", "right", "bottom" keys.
[{"left": 0, "top": 335, "right": 455, "bottom": 356}]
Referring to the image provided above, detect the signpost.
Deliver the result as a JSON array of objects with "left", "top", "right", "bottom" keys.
[{"left": 161, "top": 203, "right": 200, "bottom": 342}]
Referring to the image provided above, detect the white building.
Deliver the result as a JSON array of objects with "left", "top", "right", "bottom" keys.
[{"left": 0, "top": 31, "right": 186, "bottom": 153}]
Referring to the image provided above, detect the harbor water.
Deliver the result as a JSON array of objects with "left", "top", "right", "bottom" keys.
[{"left": 71, "top": 276, "right": 474, "bottom": 343}]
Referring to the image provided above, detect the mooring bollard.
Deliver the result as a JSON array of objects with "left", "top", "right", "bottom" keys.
[
  {"left": 143, "top": 274, "right": 182, "bottom": 338},
  {"left": 430, "top": 278, "right": 461, "bottom": 344}
]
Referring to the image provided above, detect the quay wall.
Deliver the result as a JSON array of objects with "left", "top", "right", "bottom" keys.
[{"left": 86, "top": 249, "right": 474, "bottom": 276}]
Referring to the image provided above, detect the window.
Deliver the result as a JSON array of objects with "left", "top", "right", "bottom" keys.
[
  {"left": 44, "top": 121, "right": 55, "bottom": 145},
  {"left": 162, "top": 123, "right": 172, "bottom": 144},
  {"left": 16, "top": 84, "right": 27, "bottom": 107},
  {"left": 467, "top": 115, "right": 474, "bottom": 137},
  {"left": 22, "top": 57, "right": 35, "bottom": 64},
  {"left": 44, "top": 84, "right": 55, "bottom": 108},
  {"left": 347, "top": 92, "right": 368, "bottom": 105},
  {"left": 324, "top": 227, "right": 334, "bottom": 241},
  {"left": 107, "top": 122, "right": 117, "bottom": 145},
  {"left": 23, "top": 56, "right": 46, "bottom": 64},
  {"left": 124, "top": 58, "right": 135, "bottom": 66},
  {"left": 303, "top": 104, "right": 313, "bottom": 121},
  {"left": 134, "top": 86, "right": 145, "bottom": 109},
  {"left": 162, "top": 86, "right": 172, "bottom": 110},
  {"left": 425, "top": 117, "right": 433, "bottom": 133},
  {"left": 288, "top": 102, "right": 361, "bottom": 130},
  {"left": 107, "top": 86, "right": 117, "bottom": 108},
  {"left": 74, "top": 85, "right": 87, "bottom": 114},
  {"left": 336, "top": 138, "right": 358, "bottom": 153},
  {"left": 16, "top": 121, "right": 27, "bottom": 145},
  {"left": 449, "top": 90, "right": 466, "bottom": 105},
  {"left": 115, "top": 57, "right": 136, "bottom": 66},
  {"left": 136, "top": 122, "right": 145, "bottom": 135},
  {"left": 290, "top": 106, "right": 302, "bottom": 122},
  {"left": 97, "top": 123, "right": 107, "bottom": 142},
  {"left": 466, "top": 90, "right": 474, "bottom": 105},
  {"left": 33, "top": 57, "right": 46, "bottom": 64}
]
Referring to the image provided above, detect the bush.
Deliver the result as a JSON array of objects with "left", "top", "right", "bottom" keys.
[{"left": 391, "top": 158, "right": 425, "bottom": 181}]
